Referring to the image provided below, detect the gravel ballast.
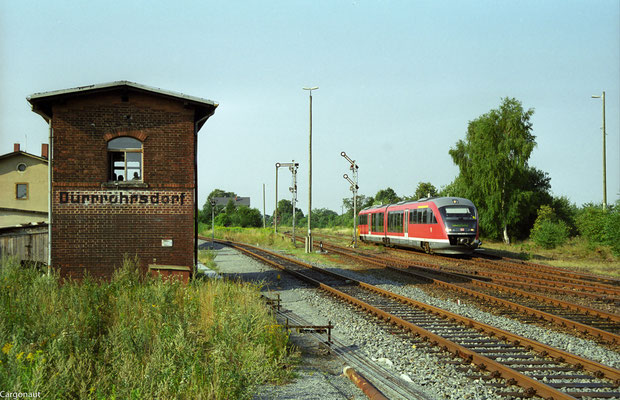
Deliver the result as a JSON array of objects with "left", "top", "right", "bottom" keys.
[{"left": 202, "top": 241, "right": 620, "bottom": 399}]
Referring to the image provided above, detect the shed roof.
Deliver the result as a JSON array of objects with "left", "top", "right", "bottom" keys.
[{"left": 27, "top": 81, "right": 218, "bottom": 131}]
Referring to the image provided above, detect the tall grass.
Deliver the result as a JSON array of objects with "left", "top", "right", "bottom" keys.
[{"left": 0, "top": 256, "right": 296, "bottom": 399}]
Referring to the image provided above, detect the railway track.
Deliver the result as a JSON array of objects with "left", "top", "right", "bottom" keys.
[
  {"left": 368, "top": 243, "right": 620, "bottom": 316},
  {"left": 312, "top": 231, "right": 619, "bottom": 290},
  {"left": 304, "top": 238, "right": 620, "bottom": 346},
  {"left": 218, "top": 239, "right": 620, "bottom": 399},
  {"left": 474, "top": 253, "right": 620, "bottom": 288},
  {"left": 325, "top": 233, "right": 620, "bottom": 300}
]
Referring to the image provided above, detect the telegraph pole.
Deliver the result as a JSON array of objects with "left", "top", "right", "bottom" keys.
[
  {"left": 275, "top": 163, "right": 280, "bottom": 233},
  {"left": 303, "top": 86, "right": 318, "bottom": 253},
  {"left": 262, "top": 183, "right": 266, "bottom": 228},
  {"left": 591, "top": 91, "right": 607, "bottom": 210}
]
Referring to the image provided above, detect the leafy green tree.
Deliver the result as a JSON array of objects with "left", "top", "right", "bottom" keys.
[
  {"left": 361, "top": 196, "right": 375, "bottom": 210},
  {"left": 199, "top": 189, "right": 237, "bottom": 224},
  {"left": 530, "top": 205, "right": 569, "bottom": 249},
  {"left": 510, "top": 167, "right": 552, "bottom": 240},
  {"left": 225, "top": 199, "right": 236, "bottom": 215},
  {"left": 214, "top": 212, "right": 232, "bottom": 227},
  {"left": 301, "top": 208, "right": 339, "bottom": 228},
  {"left": 341, "top": 194, "right": 370, "bottom": 217},
  {"left": 449, "top": 97, "right": 538, "bottom": 244},
  {"left": 413, "top": 182, "right": 438, "bottom": 200},
  {"left": 233, "top": 206, "right": 263, "bottom": 228},
  {"left": 438, "top": 178, "right": 468, "bottom": 198},
  {"left": 374, "top": 188, "right": 400, "bottom": 205},
  {"left": 200, "top": 189, "right": 264, "bottom": 228},
  {"left": 551, "top": 196, "right": 578, "bottom": 236},
  {"left": 274, "top": 199, "right": 304, "bottom": 226},
  {"left": 277, "top": 199, "right": 293, "bottom": 216}
]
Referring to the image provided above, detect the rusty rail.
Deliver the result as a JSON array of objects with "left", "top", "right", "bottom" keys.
[
  {"left": 218, "top": 239, "right": 620, "bottom": 400},
  {"left": 317, "top": 239, "right": 620, "bottom": 344}
]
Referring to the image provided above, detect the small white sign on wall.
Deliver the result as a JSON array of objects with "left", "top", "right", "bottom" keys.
[{"left": 162, "top": 239, "right": 173, "bottom": 247}]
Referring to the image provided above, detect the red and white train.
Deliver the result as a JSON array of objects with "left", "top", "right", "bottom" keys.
[{"left": 358, "top": 197, "right": 481, "bottom": 255}]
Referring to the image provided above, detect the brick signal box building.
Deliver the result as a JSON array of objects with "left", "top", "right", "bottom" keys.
[{"left": 28, "top": 81, "right": 217, "bottom": 280}]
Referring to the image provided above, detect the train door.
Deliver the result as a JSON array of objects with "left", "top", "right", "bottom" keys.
[
  {"left": 421, "top": 208, "right": 428, "bottom": 235},
  {"left": 404, "top": 210, "right": 409, "bottom": 237}
]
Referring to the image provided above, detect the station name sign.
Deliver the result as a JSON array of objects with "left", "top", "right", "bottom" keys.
[{"left": 58, "top": 191, "right": 188, "bottom": 206}]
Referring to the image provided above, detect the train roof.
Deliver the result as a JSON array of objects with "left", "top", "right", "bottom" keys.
[{"left": 360, "top": 197, "right": 475, "bottom": 212}]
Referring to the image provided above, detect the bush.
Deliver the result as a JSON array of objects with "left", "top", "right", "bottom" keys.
[
  {"left": 531, "top": 220, "right": 569, "bottom": 249},
  {"left": 530, "top": 205, "right": 569, "bottom": 249},
  {"left": 575, "top": 202, "right": 619, "bottom": 256},
  {"left": 575, "top": 204, "right": 607, "bottom": 244},
  {"left": 603, "top": 206, "right": 620, "bottom": 257}
]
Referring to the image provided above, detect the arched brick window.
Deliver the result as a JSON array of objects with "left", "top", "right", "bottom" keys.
[{"left": 108, "top": 137, "right": 143, "bottom": 182}]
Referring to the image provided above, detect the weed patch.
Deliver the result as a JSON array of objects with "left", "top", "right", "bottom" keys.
[{"left": 0, "top": 257, "right": 296, "bottom": 399}]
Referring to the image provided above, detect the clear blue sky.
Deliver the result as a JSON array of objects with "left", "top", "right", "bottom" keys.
[{"left": 1, "top": 1, "right": 618, "bottom": 214}]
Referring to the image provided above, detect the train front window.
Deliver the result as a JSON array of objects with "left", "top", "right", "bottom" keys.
[{"left": 440, "top": 206, "right": 476, "bottom": 220}]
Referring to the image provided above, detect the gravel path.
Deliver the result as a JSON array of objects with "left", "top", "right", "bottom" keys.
[{"left": 202, "top": 241, "right": 620, "bottom": 399}]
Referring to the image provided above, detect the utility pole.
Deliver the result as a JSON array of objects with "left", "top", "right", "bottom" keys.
[
  {"left": 303, "top": 86, "right": 318, "bottom": 253},
  {"left": 275, "top": 163, "right": 279, "bottom": 234},
  {"left": 591, "top": 91, "right": 607, "bottom": 210},
  {"left": 262, "top": 183, "right": 266, "bottom": 228}
]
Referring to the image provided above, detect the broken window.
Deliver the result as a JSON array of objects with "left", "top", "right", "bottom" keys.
[{"left": 108, "top": 137, "right": 142, "bottom": 182}]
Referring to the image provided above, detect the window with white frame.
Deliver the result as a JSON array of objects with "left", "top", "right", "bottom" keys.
[{"left": 108, "top": 137, "right": 143, "bottom": 182}]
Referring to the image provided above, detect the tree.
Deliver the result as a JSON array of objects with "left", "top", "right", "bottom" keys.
[
  {"left": 449, "top": 97, "right": 537, "bottom": 244},
  {"left": 374, "top": 188, "right": 400, "bottom": 205},
  {"left": 234, "top": 206, "right": 263, "bottom": 228},
  {"left": 413, "top": 182, "right": 438, "bottom": 200},
  {"left": 551, "top": 196, "right": 578, "bottom": 236},
  {"left": 273, "top": 199, "right": 304, "bottom": 226},
  {"left": 200, "top": 188, "right": 263, "bottom": 228},
  {"left": 438, "top": 178, "right": 468, "bottom": 198},
  {"left": 225, "top": 199, "right": 236, "bottom": 215},
  {"left": 510, "top": 167, "right": 552, "bottom": 240},
  {"left": 342, "top": 194, "right": 370, "bottom": 217},
  {"left": 530, "top": 205, "right": 569, "bottom": 249},
  {"left": 199, "top": 189, "right": 237, "bottom": 224},
  {"left": 310, "top": 208, "right": 339, "bottom": 228}
]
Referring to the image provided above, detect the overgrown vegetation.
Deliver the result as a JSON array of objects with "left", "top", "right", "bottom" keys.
[
  {"left": 530, "top": 205, "right": 569, "bottom": 249},
  {"left": 0, "top": 256, "right": 296, "bottom": 399},
  {"left": 575, "top": 203, "right": 620, "bottom": 257},
  {"left": 198, "top": 249, "right": 218, "bottom": 271}
]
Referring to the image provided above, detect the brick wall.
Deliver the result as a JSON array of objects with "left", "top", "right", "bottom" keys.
[{"left": 50, "top": 91, "right": 197, "bottom": 279}]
